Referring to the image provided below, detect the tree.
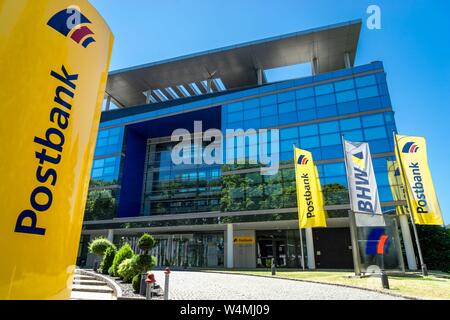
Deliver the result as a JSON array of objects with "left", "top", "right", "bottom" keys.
[
  {"left": 416, "top": 225, "right": 450, "bottom": 273},
  {"left": 85, "top": 189, "right": 116, "bottom": 221}
]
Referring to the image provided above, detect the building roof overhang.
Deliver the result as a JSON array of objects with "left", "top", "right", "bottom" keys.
[{"left": 106, "top": 19, "right": 362, "bottom": 108}]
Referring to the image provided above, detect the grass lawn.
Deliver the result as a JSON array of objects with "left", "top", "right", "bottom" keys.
[{"left": 199, "top": 269, "right": 450, "bottom": 300}]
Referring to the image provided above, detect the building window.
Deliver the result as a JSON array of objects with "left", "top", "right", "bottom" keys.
[
  {"left": 336, "top": 90, "right": 357, "bottom": 103},
  {"left": 319, "top": 121, "right": 339, "bottom": 134},
  {"left": 299, "top": 124, "right": 318, "bottom": 137},
  {"left": 300, "top": 136, "right": 320, "bottom": 149},
  {"left": 316, "top": 94, "right": 336, "bottom": 107},
  {"left": 334, "top": 79, "right": 355, "bottom": 91},
  {"left": 296, "top": 87, "right": 314, "bottom": 99},
  {"left": 355, "top": 75, "right": 377, "bottom": 87},
  {"left": 260, "top": 94, "right": 277, "bottom": 106},
  {"left": 297, "top": 97, "right": 316, "bottom": 110},
  {"left": 364, "top": 126, "right": 388, "bottom": 140},
  {"left": 278, "top": 91, "right": 296, "bottom": 103},
  {"left": 298, "top": 108, "right": 317, "bottom": 121},
  {"left": 227, "top": 101, "right": 244, "bottom": 113},
  {"left": 362, "top": 113, "right": 385, "bottom": 127},
  {"left": 357, "top": 86, "right": 379, "bottom": 99},
  {"left": 320, "top": 133, "right": 341, "bottom": 146},
  {"left": 317, "top": 105, "right": 338, "bottom": 118},
  {"left": 315, "top": 83, "right": 334, "bottom": 95},
  {"left": 261, "top": 104, "right": 278, "bottom": 116},
  {"left": 279, "top": 101, "right": 297, "bottom": 114},
  {"left": 280, "top": 127, "right": 299, "bottom": 140}
]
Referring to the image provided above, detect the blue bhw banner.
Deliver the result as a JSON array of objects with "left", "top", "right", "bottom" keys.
[{"left": 344, "top": 140, "right": 385, "bottom": 227}]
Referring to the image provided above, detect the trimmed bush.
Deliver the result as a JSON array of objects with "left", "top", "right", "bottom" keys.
[
  {"left": 111, "top": 243, "right": 134, "bottom": 277},
  {"left": 88, "top": 237, "right": 116, "bottom": 257},
  {"left": 138, "top": 233, "right": 156, "bottom": 252},
  {"left": 117, "top": 258, "right": 139, "bottom": 283},
  {"left": 132, "top": 274, "right": 141, "bottom": 293},
  {"left": 135, "top": 254, "right": 157, "bottom": 272},
  {"left": 99, "top": 246, "right": 116, "bottom": 275}
]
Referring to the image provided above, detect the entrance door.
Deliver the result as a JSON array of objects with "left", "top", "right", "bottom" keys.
[{"left": 313, "top": 228, "right": 353, "bottom": 269}]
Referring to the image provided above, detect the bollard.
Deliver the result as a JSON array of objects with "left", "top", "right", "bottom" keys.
[
  {"left": 379, "top": 253, "right": 389, "bottom": 289},
  {"left": 380, "top": 270, "right": 390, "bottom": 289},
  {"left": 139, "top": 272, "right": 147, "bottom": 296},
  {"left": 271, "top": 259, "right": 276, "bottom": 276},
  {"left": 145, "top": 272, "right": 156, "bottom": 300},
  {"left": 164, "top": 267, "right": 171, "bottom": 300}
]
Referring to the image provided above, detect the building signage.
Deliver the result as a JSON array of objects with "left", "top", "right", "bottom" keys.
[
  {"left": 395, "top": 135, "right": 443, "bottom": 225},
  {"left": 233, "top": 237, "right": 256, "bottom": 245},
  {"left": 343, "top": 140, "right": 385, "bottom": 227},
  {"left": 0, "top": 0, "right": 113, "bottom": 299},
  {"left": 293, "top": 147, "right": 327, "bottom": 228}
]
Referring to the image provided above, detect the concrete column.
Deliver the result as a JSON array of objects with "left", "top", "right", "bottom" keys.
[
  {"left": 226, "top": 224, "right": 234, "bottom": 269},
  {"left": 399, "top": 215, "right": 418, "bottom": 270},
  {"left": 144, "top": 90, "right": 156, "bottom": 104},
  {"left": 311, "top": 57, "right": 319, "bottom": 75},
  {"left": 256, "top": 68, "right": 264, "bottom": 85},
  {"left": 107, "top": 229, "right": 114, "bottom": 243},
  {"left": 344, "top": 52, "right": 351, "bottom": 68},
  {"left": 305, "top": 228, "right": 316, "bottom": 270},
  {"left": 105, "top": 95, "right": 112, "bottom": 111}
]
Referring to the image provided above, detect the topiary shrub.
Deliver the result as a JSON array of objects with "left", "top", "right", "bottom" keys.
[
  {"left": 99, "top": 246, "right": 116, "bottom": 275},
  {"left": 88, "top": 237, "right": 116, "bottom": 257},
  {"left": 132, "top": 274, "right": 141, "bottom": 293},
  {"left": 135, "top": 254, "right": 157, "bottom": 272},
  {"left": 138, "top": 233, "right": 156, "bottom": 253},
  {"left": 111, "top": 243, "right": 134, "bottom": 277},
  {"left": 135, "top": 233, "right": 157, "bottom": 273},
  {"left": 117, "top": 258, "right": 139, "bottom": 283}
]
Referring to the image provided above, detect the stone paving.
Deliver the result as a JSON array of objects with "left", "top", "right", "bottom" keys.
[{"left": 152, "top": 270, "right": 405, "bottom": 300}]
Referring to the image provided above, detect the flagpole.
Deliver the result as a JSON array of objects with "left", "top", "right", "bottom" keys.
[
  {"left": 299, "top": 228, "right": 305, "bottom": 271},
  {"left": 341, "top": 135, "right": 361, "bottom": 276},
  {"left": 392, "top": 131, "right": 428, "bottom": 276},
  {"left": 293, "top": 144, "right": 306, "bottom": 271}
]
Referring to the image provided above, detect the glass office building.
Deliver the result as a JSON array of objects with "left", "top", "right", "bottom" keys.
[{"left": 79, "top": 20, "right": 407, "bottom": 271}]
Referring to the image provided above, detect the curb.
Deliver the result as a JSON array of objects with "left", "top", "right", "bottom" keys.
[
  {"left": 77, "top": 269, "right": 123, "bottom": 299},
  {"left": 196, "top": 270, "right": 420, "bottom": 300}
]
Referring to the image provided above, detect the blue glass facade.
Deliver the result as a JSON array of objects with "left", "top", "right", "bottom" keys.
[{"left": 86, "top": 61, "right": 397, "bottom": 221}]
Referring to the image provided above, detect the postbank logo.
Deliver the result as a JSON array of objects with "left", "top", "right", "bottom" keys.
[
  {"left": 297, "top": 155, "right": 309, "bottom": 165},
  {"left": 402, "top": 142, "right": 419, "bottom": 154},
  {"left": 47, "top": 7, "right": 96, "bottom": 48}
]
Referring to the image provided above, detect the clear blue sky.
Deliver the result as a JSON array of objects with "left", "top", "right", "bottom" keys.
[{"left": 91, "top": 0, "right": 450, "bottom": 224}]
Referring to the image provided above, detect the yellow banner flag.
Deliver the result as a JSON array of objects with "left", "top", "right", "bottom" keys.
[
  {"left": 395, "top": 135, "right": 444, "bottom": 225},
  {"left": 0, "top": 0, "right": 113, "bottom": 299},
  {"left": 294, "top": 147, "right": 327, "bottom": 228},
  {"left": 387, "top": 160, "right": 408, "bottom": 215}
]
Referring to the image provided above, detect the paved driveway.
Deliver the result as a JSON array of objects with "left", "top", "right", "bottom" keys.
[{"left": 152, "top": 270, "right": 404, "bottom": 300}]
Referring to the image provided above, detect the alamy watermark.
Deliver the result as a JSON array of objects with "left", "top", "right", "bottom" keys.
[
  {"left": 66, "top": 6, "right": 82, "bottom": 29},
  {"left": 367, "top": 5, "right": 381, "bottom": 30},
  {"left": 171, "top": 121, "right": 280, "bottom": 175}
]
